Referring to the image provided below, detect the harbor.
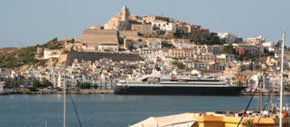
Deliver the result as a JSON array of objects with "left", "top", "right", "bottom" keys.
[
  {"left": 1, "top": 0, "right": 290, "bottom": 127},
  {"left": 1, "top": 88, "right": 290, "bottom": 96},
  {"left": 1, "top": 94, "right": 289, "bottom": 127}
]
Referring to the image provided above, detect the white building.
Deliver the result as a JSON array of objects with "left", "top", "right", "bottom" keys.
[
  {"left": 192, "top": 62, "right": 206, "bottom": 70},
  {"left": 174, "top": 42, "right": 193, "bottom": 49},
  {"left": 217, "top": 33, "right": 238, "bottom": 43},
  {"left": 139, "top": 48, "right": 163, "bottom": 60},
  {"left": 146, "top": 38, "right": 162, "bottom": 49},
  {"left": 151, "top": 20, "right": 176, "bottom": 32},
  {"left": 43, "top": 48, "right": 62, "bottom": 59},
  {"left": 57, "top": 73, "right": 66, "bottom": 88},
  {"left": 132, "top": 41, "right": 146, "bottom": 48},
  {"left": 0, "top": 68, "right": 11, "bottom": 78},
  {"left": 98, "top": 44, "right": 119, "bottom": 52},
  {"left": 217, "top": 54, "right": 236, "bottom": 62},
  {"left": 232, "top": 43, "right": 264, "bottom": 55},
  {"left": 171, "top": 39, "right": 193, "bottom": 49},
  {"left": 247, "top": 35, "right": 265, "bottom": 44},
  {"left": 262, "top": 42, "right": 275, "bottom": 52},
  {"left": 250, "top": 74, "right": 279, "bottom": 92},
  {"left": 0, "top": 81, "right": 4, "bottom": 91}
]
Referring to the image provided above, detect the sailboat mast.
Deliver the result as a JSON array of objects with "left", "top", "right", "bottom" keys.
[
  {"left": 260, "top": 74, "right": 263, "bottom": 113},
  {"left": 270, "top": 86, "right": 274, "bottom": 112},
  {"left": 63, "top": 71, "right": 66, "bottom": 127},
  {"left": 279, "top": 32, "right": 285, "bottom": 127}
]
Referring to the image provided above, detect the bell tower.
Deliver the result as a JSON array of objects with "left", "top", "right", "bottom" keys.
[
  {"left": 121, "top": 5, "right": 130, "bottom": 21},
  {"left": 121, "top": 5, "right": 130, "bottom": 30}
]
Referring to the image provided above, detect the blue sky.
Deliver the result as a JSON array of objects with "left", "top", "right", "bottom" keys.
[{"left": 0, "top": 0, "right": 289, "bottom": 48}]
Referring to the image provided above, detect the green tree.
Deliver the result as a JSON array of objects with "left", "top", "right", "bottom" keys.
[
  {"left": 263, "top": 48, "right": 274, "bottom": 56},
  {"left": 65, "top": 81, "right": 72, "bottom": 89},
  {"left": 67, "top": 38, "right": 75, "bottom": 43},
  {"left": 223, "top": 44, "right": 234, "bottom": 54},
  {"left": 275, "top": 40, "right": 282, "bottom": 48},
  {"left": 15, "top": 75, "right": 25, "bottom": 87},
  {"left": 33, "top": 79, "right": 41, "bottom": 88},
  {"left": 42, "top": 37, "right": 62, "bottom": 49},
  {"left": 286, "top": 84, "right": 290, "bottom": 91},
  {"left": 174, "top": 31, "right": 223, "bottom": 45},
  {"left": 162, "top": 42, "right": 175, "bottom": 48},
  {"left": 76, "top": 82, "right": 81, "bottom": 90},
  {"left": 127, "top": 42, "right": 135, "bottom": 51},
  {"left": 4, "top": 78, "right": 15, "bottom": 88},
  {"left": 81, "top": 82, "right": 91, "bottom": 89},
  {"left": 172, "top": 61, "right": 185, "bottom": 69},
  {"left": 51, "top": 37, "right": 58, "bottom": 42},
  {"left": 153, "top": 26, "right": 160, "bottom": 30},
  {"left": 41, "top": 78, "right": 53, "bottom": 88},
  {"left": 0, "top": 46, "right": 38, "bottom": 68},
  {"left": 92, "top": 84, "right": 98, "bottom": 89},
  {"left": 32, "top": 78, "right": 53, "bottom": 88},
  {"left": 173, "top": 29, "right": 185, "bottom": 38},
  {"left": 156, "top": 30, "right": 165, "bottom": 35}
]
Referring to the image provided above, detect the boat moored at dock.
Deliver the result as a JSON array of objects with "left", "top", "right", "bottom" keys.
[
  {"left": 114, "top": 73, "right": 246, "bottom": 95},
  {"left": 129, "top": 110, "right": 290, "bottom": 127}
]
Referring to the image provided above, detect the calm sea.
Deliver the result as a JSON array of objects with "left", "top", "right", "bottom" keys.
[{"left": 0, "top": 94, "right": 289, "bottom": 127}]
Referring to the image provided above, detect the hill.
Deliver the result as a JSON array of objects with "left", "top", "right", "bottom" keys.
[
  {"left": 0, "top": 47, "right": 20, "bottom": 55},
  {"left": 0, "top": 38, "right": 70, "bottom": 70},
  {"left": 0, "top": 46, "right": 45, "bottom": 69}
]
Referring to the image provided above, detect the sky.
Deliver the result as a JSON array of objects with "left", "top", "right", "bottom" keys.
[{"left": 0, "top": 0, "right": 290, "bottom": 48}]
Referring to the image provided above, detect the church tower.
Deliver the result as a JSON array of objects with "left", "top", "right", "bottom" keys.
[
  {"left": 104, "top": 6, "right": 131, "bottom": 30},
  {"left": 121, "top": 5, "right": 130, "bottom": 30},
  {"left": 121, "top": 5, "right": 130, "bottom": 21}
]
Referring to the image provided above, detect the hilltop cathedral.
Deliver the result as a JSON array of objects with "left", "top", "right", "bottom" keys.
[
  {"left": 104, "top": 6, "right": 131, "bottom": 30},
  {"left": 79, "top": 6, "right": 181, "bottom": 52},
  {"left": 80, "top": 6, "right": 144, "bottom": 52}
]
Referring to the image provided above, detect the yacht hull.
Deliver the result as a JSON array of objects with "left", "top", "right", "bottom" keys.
[{"left": 114, "top": 85, "right": 246, "bottom": 95}]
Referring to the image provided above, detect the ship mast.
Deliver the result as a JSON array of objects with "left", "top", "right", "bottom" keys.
[
  {"left": 279, "top": 32, "right": 285, "bottom": 127},
  {"left": 259, "top": 40, "right": 263, "bottom": 113},
  {"left": 63, "top": 71, "right": 66, "bottom": 127},
  {"left": 260, "top": 73, "right": 263, "bottom": 113}
]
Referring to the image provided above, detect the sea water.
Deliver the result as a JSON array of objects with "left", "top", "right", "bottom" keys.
[{"left": 0, "top": 94, "right": 288, "bottom": 127}]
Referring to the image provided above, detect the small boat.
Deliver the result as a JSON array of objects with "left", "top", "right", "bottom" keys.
[{"left": 129, "top": 110, "right": 290, "bottom": 127}]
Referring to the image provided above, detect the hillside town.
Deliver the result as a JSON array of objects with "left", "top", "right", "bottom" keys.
[{"left": 0, "top": 6, "right": 290, "bottom": 94}]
